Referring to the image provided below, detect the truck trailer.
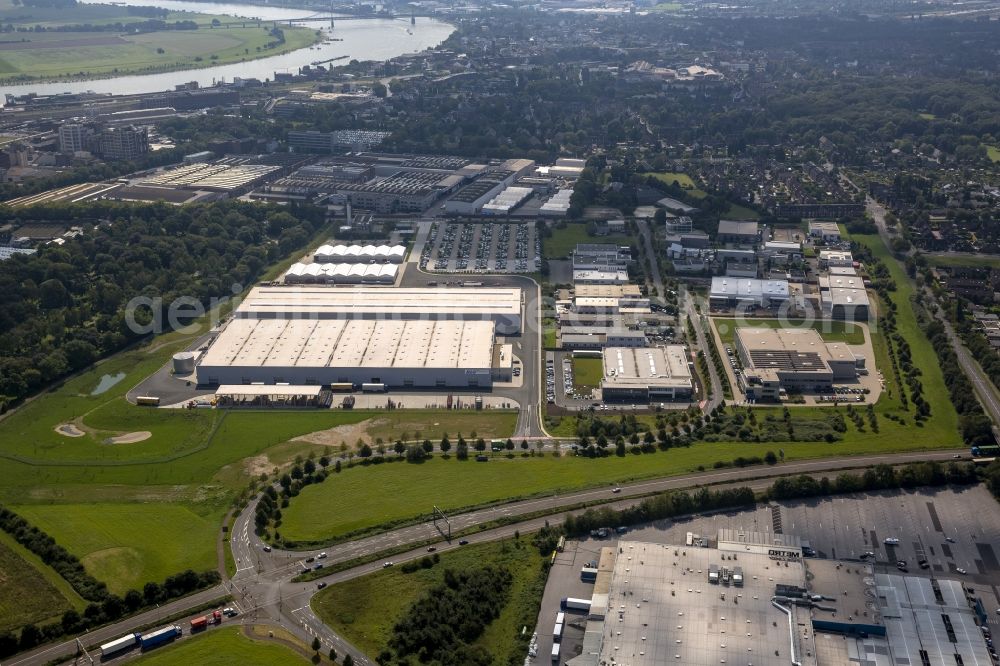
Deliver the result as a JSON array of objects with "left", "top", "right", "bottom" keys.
[
  {"left": 140, "top": 625, "right": 182, "bottom": 649},
  {"left": 190, "top": 615, "right": 209, "bottom": 630},
  {"left": 99, "top": 633, "right": 140, "bottom": 658},
  {"left": 560, "top": 597, "right": 591, "bottom": 612}
]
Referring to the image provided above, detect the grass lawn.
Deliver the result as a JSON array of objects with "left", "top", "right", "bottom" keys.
[
  {"left": 572, "top": 356, "right": 604, "bottom": 390},
  {"left": 926, "top": 254, "right": 1000, "bottom": 270},
  {"left": 723, "top": 203, "right": 760, "bottom": 220},
  {"left": 543, "top": 223, "right": 633, "bottom": 259},
  {"left": 362, "top": 410, "right": 518, "bottom": 443},
  {"left": 12, "top": 503, "right": 218, "bottom": 596},
  {"left": 986, "top": 145, "right": 1000, "bottom": 163},
  {"left": 649, "top": 172, "right": 695, "bottom": 189},
  {"left": 711, "top": 318, "right": 866, "bottom": 346},
  {"left": 133, "top": 628, "right": 309, "bottom": 665},
  {"left": 919, "top": 113, "right": 936, "bottom": 120},
  {"left": 312, "top": 538, "right": 545, "bottom": 664},
  {"left": 0, "top": 531, "right": 79, "bottom": 632},
  {"left": 279, "top": 424, "right": 950, "bottom": 545}
]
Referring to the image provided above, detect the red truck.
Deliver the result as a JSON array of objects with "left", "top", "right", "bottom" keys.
[{"left": 190, "top": 610, "right": 223, "bottom": 631}]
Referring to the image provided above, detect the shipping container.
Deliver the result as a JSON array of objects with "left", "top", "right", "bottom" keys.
[
  {"left": 190, "top": 616, "right": 209, "bottom": 630},
  {"left": 328, "top": 383, "right": 354, "bottom": 392},
  {"left": 553, "top": 622, "right": 563, "bottom": 643},
  {"left": 361, "top": 383, "right": 386, "bottom": 393},
  {"left": 100, "top": 633, "right": 140, "bottom": 658},
  {"left": 555, "top": 611, "right": 565, "bottom": 626},
  {"left": 135, "top": 396, "right": 161, "bottom": 406},
  {"left": 580, "top": 567, "right": 598, "bottom": 582},
  {"left": 140, "top": 625, "right": 181, "bottom": 649},
  {"left": 551, "top": 641, "right": 561, "bottom": 663},
  {"left": 560, "top": 597, "right": 591, "bottom": 611}
]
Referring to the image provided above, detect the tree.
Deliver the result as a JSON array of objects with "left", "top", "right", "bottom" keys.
[
  {"left": 394, "top": 441, "right": 406, "bottom": 456},
  {"left": 359, "top": 443, "right": 373, "bottom": 458},
  {"left": 344, "top": 655, "right": 354, "bottom": 666},
  {"left": 764, "top": 450, "right": 778, "bottom": 465},
  {"left": 475, "top": 438, "right": 486, "bottom": 452},
  {"left": 422, "top": 439, "right": 433, "bottom": 453},
  {"left": 312, "top": 636, "right": 321, "bottom": 651},
  {"left": 329, "top": 648, "right": 337, "bottom": 662},
  {"left": 456, "top": 441, "right": 468, "bottom": 460},
  {"left": 440, "top": 435, "right": 451, "bottom": 453},
  {"left": 372, "top": 82, "right": 387, "bottom": 98}
]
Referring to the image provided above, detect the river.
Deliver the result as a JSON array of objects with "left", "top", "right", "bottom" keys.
[{"left": 2, "top": 0, "right": 454, "bottom": 99}]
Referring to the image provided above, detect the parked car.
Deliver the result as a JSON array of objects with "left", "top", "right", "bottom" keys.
[{"left": 317, "top": 582, "right": 327, "bottom": 589}]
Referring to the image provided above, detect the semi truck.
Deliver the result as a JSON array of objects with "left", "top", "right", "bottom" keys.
[
  {"left": 560, "top": 597, "right": 591, "bottom": 612},
  {"left": 140, "top": 625, "right": 182, "bottom": 650},
  {"left": 190, "top": 610, "right": 223, "bottom": 630},
  {"left": 361, "top": 382, "right": 387, "bottom": 393},
  {"left": 99, "top": 633, "right": 140, "bottom": 658},
  {"left": 580, "top": 566, "right": 598, "bottom": 582}
]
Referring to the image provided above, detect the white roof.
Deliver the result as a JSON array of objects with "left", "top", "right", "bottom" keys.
[{"left": 216, "top": 384, "right": 323, "bottom": 396}]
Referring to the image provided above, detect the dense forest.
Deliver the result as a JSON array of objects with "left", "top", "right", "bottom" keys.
[{"left": 0, "top": 200, "right": 325, "bottom": 408}]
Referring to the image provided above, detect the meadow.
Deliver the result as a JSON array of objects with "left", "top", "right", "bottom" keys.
[
  {"left": 133, "top": 628, "right": 308, "bottom": 665},
  {"left": 312, "top": 538, "right": 545, "bottom": 664},
  {"left": 0, "top": 0, "right": 319, "bottom": 82},
  {"left": 987, "top": 145, "right": 1000, "bottom": 163},
  {"left": 0, "top": 532, "right": 79, "bottom": 632},
  {"left": 571, "top": 356, "right": 604, "bottom": 390},
  {"left": 543, "top": 223, "right": 634, "bottom": 259}
]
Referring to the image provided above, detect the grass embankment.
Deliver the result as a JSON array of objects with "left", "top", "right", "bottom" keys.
[
  {"left": 649, "top": 172, "right": 696, "bottom": 189},
  {"left": 986, "top": 145, "right": 1000, "bottom": 163},
  {"left": 712, "top": 318, "right": 865, "bottom": 346},
  {"left": 0, "top": 0, "right": 320, "bottom": 83},
  {"left": 543, "top": 223, "right": 633, "bottom": 259},
  {"left": 723, "top": 203, "right": 760, "bottom": 220},
  {"left": 312, "top": 538, "right": 545, "bottom": 664},
  {"left": 0, "top": 531, "right": 82, "bottom": 632},
  {"left": 132, "top": 628, "right": 309, "bottom": 665},
  {"left": 926, "top": 254, "right": 1000, "bottom": 270}
]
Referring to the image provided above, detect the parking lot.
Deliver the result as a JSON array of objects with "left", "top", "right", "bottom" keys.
[
  {"left": 533, "top": 485, "right": 1000, "bottom": 663},
  {"left": 420, "top": 221, "right": 540, "bottom": 273}
]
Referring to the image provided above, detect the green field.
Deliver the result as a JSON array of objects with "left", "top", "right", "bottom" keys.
[
  {"left": 133, "top": 628, "right": 308, "bottom": 665},
  {"left": 649, "top": 172, "right": 696, "bottom": 189},
  {"left": 12, "top": 504, "right": 218, "bottom": 596},
  {"left": 986, "top": 145, "right": 1000, "bottom": 163},
  {"left": 312, "top": 538, "right": 545, "bottom": 663},
  {"left": 0, "top": 532, "right": 79, "bottom": 632},
  {"left": 919, "top": 113, "right": 936, "bottom": 120},
  {"left": 0, "top": 0, "right": 319, "bottom": 82},
  {"left": 572, "top": 356, "right": 604, "bottom": 390},
  {"left": 927, "top": 254, "right": 1000, "bottom": 269},
  {"left": 712, "top": 318, "right": 866, "bottom": 346},
  {"left": 723, "top": 203, "right": 760, "bottom": 220},
  {"left": 543, "top": 223, "right": 633, "bottom": 259}
]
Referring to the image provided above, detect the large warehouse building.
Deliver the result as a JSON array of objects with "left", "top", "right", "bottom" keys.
[
  {"left": 600, "top": 345, "right": 693, "bottom": 402},
  {"left": 234, "top": 286, "right": 522, "bottom": 335},
  {"left": 709, "top": 277, "right": 790, "bottom": 309},
  {"left": 197, "top": 318, "right": 496, "bottom": 388},
  {"left": 735, "top": 327, "right": 860, "bottom": 399}
]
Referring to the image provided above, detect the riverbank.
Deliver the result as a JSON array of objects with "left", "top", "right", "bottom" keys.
[{"left": 0, "top": 1, "right": 323, "bottom": 86}]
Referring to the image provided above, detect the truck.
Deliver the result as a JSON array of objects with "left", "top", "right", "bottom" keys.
[
  {"left": 553, "top": 622, "right": 563, "bottom": 643},
  {"left": 361, "top": 382, "right": 386, "bottom": 393},
  {"left": 551, "top": 642, "right": 561, "bottom": 663},
  {"left": 190, "top": 615, "right": 209, "bottom": 630},
  {"left": 555, "top": 611, "right": 565, "bottom": 626},
  {"left": 580, "top": 566, "right": 598, "bottom": 582},
  {"left": 560, "top": 597, "right": 591, "bottom": 612},
  {"left": 100, "top": 633, "right": 140, "bottom": 659},
  {"left": 140, "top": 625, "right": 182, "bottom": 650}
]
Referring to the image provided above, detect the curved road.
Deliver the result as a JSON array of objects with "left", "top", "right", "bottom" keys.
[{"left": 9, "top": 447, "right": 966, "bottom": 666}]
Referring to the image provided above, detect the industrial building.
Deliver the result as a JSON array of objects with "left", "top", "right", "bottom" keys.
[
  {"left": 563, "top": 532, "right": 992, "bottom": 666},
  {"left": 233, "top": 286, "right": 522, "bottom": 335},
  {"left": 196, "top": 318, "right": 497, "bottom": 388},
  {"left": 283, "top": 262, "right": 398, "bottom": 284},
  {"left": 818, "top": 279, "right": 871, "bottom": 321},
  {"left": 313, "top": 244, "right": 405, "bottom": 263},
  {"left": 818, "top": 250, "right": 854, "bottom": 268},
  {"left": 572, "top": 244, "right": 632, "bottom": 270},
  {"left": 599, "top": 345, "right": 692, "bottom": 401},
  {"left": 808, "top": 220, "right": 841, "bottom": 242},
  {"left": 574, "top": 268, "right": 631, "bottom": 285},
  {"left": 735, "top": 327, "right": 860, "bottom": 399},
  {"left": 716, "top": 219, "right": 759, "bottom": 244},
  {"left": 709, "top": 277, "right": 790, "bottom": 309},
  {"left": 559, "top": 326, "right": 647, "bottom": 350}
]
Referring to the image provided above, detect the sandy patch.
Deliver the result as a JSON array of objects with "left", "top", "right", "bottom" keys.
[
  {"left": 292, "top": 418, "right": 383, "bottom": 447},
  {"left": 107, "top": 431, "right": 151, "bottom": 444},
  {"left": 55, "top": 423, "right": 85, "bottom": 438},
  {"left": 244, "top": 455, "right": 275, "bottom": 477}
]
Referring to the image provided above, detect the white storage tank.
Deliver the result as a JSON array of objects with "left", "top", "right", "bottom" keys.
[{"left": 172, "top": 351, "right": 196, "bottom": 375}]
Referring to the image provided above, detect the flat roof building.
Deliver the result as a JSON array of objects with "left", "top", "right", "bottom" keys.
[
  {"left": 197, "top": 318, "right": 496, "bottom": 388},
  {"left": 600, "top": 345, "right": 692, "bottom": 401},
  {"left": 710, "top": 277, "right": 790, "bottom": 308},
  {"left": 574, "top": 268, "right": 630, "bottom": 285},
  {"left": 572, "top": 243, "right": 632, "bottom": 270},
  {"left": 717, "top": 219, "right": 759, "bottom": 244},
  {"left": 808, "top": 220, "right": 841, "bottom": 242},
  {"left": 818, "top": 250, "right": 853, "bottom": 267},
  {"left": 819, "top": 285, "right": 871, "bottom": 321},
  {"left": 235, "top": 286, "right": 522, "bottom": 335},
  {"left": 735, "top": 327, "right": 859, "bottom": 399}
]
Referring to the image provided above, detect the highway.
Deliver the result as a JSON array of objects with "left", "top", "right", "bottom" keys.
[{"left": 9, "top": 447, "right": 968, "bottom": 666}]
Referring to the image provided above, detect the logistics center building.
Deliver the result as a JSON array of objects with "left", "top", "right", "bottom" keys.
[
  {"left": 600, "top": 345, "right": 693, "bottom": 402},
  {"left": 735, "top": 327, "right": 860, "bottom": 399}
]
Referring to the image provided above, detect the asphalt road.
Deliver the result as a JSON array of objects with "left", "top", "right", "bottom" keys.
[{"left": 15, "top": 448, "right": 967, "bottom": 666}]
